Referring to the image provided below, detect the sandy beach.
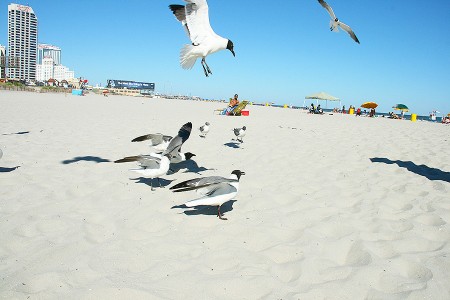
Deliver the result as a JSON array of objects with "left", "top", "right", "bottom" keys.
[{"left": 1, "top": 90, "right": 449, "bottom": 299}]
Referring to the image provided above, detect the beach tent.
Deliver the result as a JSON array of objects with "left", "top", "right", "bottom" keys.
[{"left": 304, "top": 92, "right": 341, "bottom": 109}]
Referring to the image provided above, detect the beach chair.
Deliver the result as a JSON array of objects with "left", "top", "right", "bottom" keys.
[
  {"left": 229, "top": 101, "right": 249, "bottom": 116},
  {"left": 214, "top": 100, "right": 249, "bottom": 116}
]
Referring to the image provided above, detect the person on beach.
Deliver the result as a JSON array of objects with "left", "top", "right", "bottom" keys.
[
  {"left": 224, "top": 94, "right": 240, "bottom": 115},
  {"left": 342, "top": 105, "right": 346, "bottom": 114},
  {"left": 310, "top": 103, "right": 315, "bottom": 114}
]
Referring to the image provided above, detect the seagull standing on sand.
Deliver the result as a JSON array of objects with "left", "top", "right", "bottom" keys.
[
  {"left": 114, "top": 153, "right": 170, "bottom": 191},
  {"left": 169, "top": 0, "right": 236, "bottom": 77},
  {"left": 233, "top": 126, "right": 246, "bottom": 143},
  {"left": 170, "top": 170, "right": 245, "bottom": 220},
  {"left": 131, "top": 133, "right": 173, "bottom": 153},
  {"left": 199, "top": 122, "right": 210, "bottom": 137},
  {"left": 318, "top": 0, "right": 360, "bottom": 44}
]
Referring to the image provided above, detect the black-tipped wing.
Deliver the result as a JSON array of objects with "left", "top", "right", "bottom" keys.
[
  {"left": 132, "top": 133, "right": 172, "bottom": 144},
  {"left": 338, "top": 21, "right": 360, "bottom": 44},
  {"left": 169, "top": 4, "right": 191, "bottom": 38},
  {"left": 318, "top": 0, "right": 336, "bottom": 19},
  {"left": 163, "top": 122, "right": 192, "bottom": 156},
  {"left": 115, "top": 154, "right": 161, "bottom": 168},
  {"left": 233, "top": 128, "right": 241, "bottom": 136},
  {"left": 170, "top": 175, "right": 237, "bottom": 193}
]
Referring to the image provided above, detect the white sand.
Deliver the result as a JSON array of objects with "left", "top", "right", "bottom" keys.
[{"left": 1, "top": 90, "right": 449, "bottom": 299}]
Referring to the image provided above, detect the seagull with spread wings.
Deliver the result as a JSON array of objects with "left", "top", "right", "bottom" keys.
[
  {"left": 169, "top": 0, "right": 235, "bottom": 76},
  {"left": 318, "top": 0, "right": 360, "bottom": 44}
]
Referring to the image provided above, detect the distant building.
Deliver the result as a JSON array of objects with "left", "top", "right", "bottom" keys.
[
  {"left": 0, "top": 45, "right": 5, "bottom": 79},
  {"left": 35, "top": 57, "right": 75, "bottom": 82},
  {"left": 7, "top": 3, "right": 38, "bottom": 81},
  {"left": 38, "top": 44, "right": 61, "bottom": 65}
]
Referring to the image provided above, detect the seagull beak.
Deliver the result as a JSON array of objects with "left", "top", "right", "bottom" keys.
[{"left": 241, "top": 171, "right": 245, "bottom": 175}]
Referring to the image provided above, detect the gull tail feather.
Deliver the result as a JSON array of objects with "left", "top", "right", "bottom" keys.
[{"left": 180, "top": 45, "right": 197, "bottom": 70}]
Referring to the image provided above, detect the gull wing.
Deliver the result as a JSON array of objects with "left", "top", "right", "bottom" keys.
[
  {"left": 184, "top": 0, "right": 216, "bottom": 44},
  {"left": 163, "top": 122, "right": 192, "bottom": 157},
  {"left": 115, "top": 154, "right": 161, "bottom": 168},
  {"left": 132, "top": 133, "right": 172, "bottom": 144},
  {"left": 170, "top": 176, "right": 237, "bottom": 193},
  {"left": 318, "top": 0, "right": 336, "bottom": 20},
  {"left": 169, "top": 4, "right": 191, "bottom": 38},
  {"left": 338, "top": 21, "right": 360, "bottom": 44},
  {"left": 233, "top": 128, "right": 241, "bottom": 136},
  {"left": 199, "top": 182, "right": 237, "bottom": 197}
]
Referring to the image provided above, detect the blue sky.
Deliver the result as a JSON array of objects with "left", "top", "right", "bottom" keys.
[{"left": 1, "top": 0, "right": 450, "bottom": 115}]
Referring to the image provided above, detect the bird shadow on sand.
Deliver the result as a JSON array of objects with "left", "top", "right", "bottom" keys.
[
  {"left": 168, "top": 159, "right": 215, "bottom": 175},
  {"left": 0, "top": 166, "right": 21, "bottom": 173},
  {"left": 171, "top": 200, "right": 236, "bottom": 217},
  {"left": 370, "top": 157, "right": 450, "bottom": 183},
  {"left": 224, "top": 141, "right": 241, "bottom": 149},
  {"left": 131, "top": 177, "right": 175, "bottom": 189},
  {"left": 61, "top": 156, "right": 111, "bottom": 164},
  {"left": 2, "top": 131, "right": 31, "bottom": 135}
]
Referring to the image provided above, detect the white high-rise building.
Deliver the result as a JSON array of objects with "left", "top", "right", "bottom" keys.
[{"left": 7, "top": 3, "right": 38, "bottom": 81}]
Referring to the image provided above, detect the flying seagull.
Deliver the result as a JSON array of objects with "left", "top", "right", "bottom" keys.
[
  {"left": 233, "top": 126, "right": 246, "bottom": 143},
  {"left": 170, "top": 170, "right": 245, "bottom": 220},
  {"left": 199, "top": 122, "right": 210, "bottom": 138},
  {"left": 115, "top": 153, "right": 170, "bottom": 191},
  {"left": 131, "top": 133, "right": 173, "bottom": 153},
  {"left": 162, "top": 122, "right": 194, "bottom": 164},
  {"left": 169, "top": 0, "right": 235, "bottom": 77},
  {"left": 318, "top": 0, "right": 360, "bottom": 44}
]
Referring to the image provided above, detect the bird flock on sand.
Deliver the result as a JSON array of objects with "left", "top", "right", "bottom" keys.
[
  {"left": 169, "top": 0, "right": 360, "bottom": 76},
  {"left": 115, "top": 122, "right": 246, "bottom": 220},
  {"left": 115, "top": 0, "right": 360, "bottom": 220}
]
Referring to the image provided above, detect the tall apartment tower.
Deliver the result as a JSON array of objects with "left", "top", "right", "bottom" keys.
[{"left": 7, "top": 3, "right": 38, "bottom": 81}]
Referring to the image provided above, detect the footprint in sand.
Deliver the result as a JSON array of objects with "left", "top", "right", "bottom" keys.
[{"left": 373, "top": 258, "right": 432, "bottom": 295}]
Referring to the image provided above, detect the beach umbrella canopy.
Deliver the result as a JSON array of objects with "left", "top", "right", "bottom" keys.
[
  {"left": 393, "top": 104, "right": 409, "bottom": 112},
  {"left": 361, "top": 102, "right": 378, "bottom": 109},
  {"left": 305, "top": 92, "right": 340, "bottom": 101},
  {"left": 304, "top": 92, "right": 341, "bottom": 109}
]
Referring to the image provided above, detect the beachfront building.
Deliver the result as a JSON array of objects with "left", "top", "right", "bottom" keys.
[
  {"left": 7, "top": 3, "right": 38, "bottom": 81},
  {"left": 0, "top": 44, "right": 5, "bottom": 79},
  {"left": 35, "top": 57, "right": 75, "bottom": 82},
  {"left": 37, "top": 44, "right": 61, "bottom": 65}
]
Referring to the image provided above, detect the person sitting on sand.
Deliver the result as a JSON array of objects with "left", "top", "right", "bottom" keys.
[{"left": 224, "top": 94, "right": 240, "bottom": 115}]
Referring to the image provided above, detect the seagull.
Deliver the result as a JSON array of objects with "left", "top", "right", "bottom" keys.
[
  {"left": 131, "top": 133, "right": 173, "bottom": 153},
  {"left": 318, "top": 0, "right": 360, "bottom": 44},
  {"left": 199, "top": 122, "right": 210, "bottom": 137},
  {"left": 162, "top": 122, "right": 194, "bottom": 164},
  {"left": 114, "top": 153, "right": 170, "bottom": 191},
  {"left": 169, "top": 0, "right": 235, "bottom": 77},
  {"left": 233, "top": 126, "right": 246, "bottom": 143},
  {"left": 170, "top": 170, "right": 245, "bottom": 220}
]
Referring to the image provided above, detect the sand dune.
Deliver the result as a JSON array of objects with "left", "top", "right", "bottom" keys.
[{"left": 1, "top": 90, "right": 449, "bottom": 299}]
